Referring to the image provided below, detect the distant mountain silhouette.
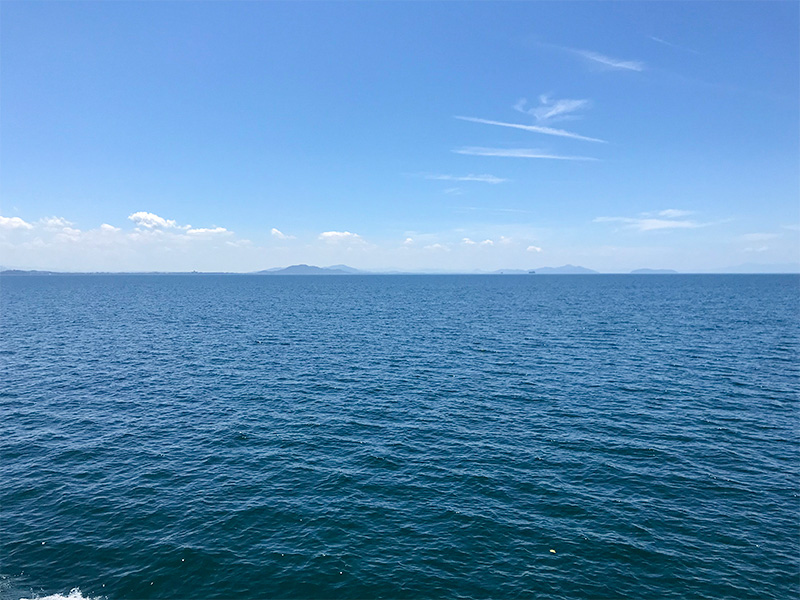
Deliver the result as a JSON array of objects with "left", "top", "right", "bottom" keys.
[
  {"left": 0, "top": 269, "right": 60, "bottom": 276},
  {"left": 630, "top": 268, "right": 678, "bottom": 274},
  {"left": 255, "top": 264, "right": 352, "bottom": 275},
  {"left": 325, "top": 264, "right": 363, "bottom": 274},
  {"left": 530, "top": 265, "right": 599, "bottom": 274}
]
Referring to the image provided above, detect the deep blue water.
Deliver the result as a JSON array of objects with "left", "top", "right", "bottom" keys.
[{"left": 2, "top": 274, "right": 798, "bottom": 600}]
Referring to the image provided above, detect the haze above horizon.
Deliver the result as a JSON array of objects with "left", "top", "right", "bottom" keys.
[{"left": 1, "top": 2, "right": 798, "bottom": 273}]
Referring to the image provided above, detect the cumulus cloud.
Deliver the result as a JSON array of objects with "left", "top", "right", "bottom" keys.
[
  {"left": 40, "top": 216, "right": 74, "bottom": 229},
  {"left": 0, "top": 216, "right": 34, "bottom": 230},
  {"left": 55, "top": 227, "right": 82, "bottom": 242},
  {"left": 462, "top": 237, "right": 494, "bottom": 247},
  {"left": 424, "top": 243, "right": 450, "bottom": 252},
  {"left": 403, "top": 237, "right": 414, "bottom": 245},
  {"left": 2, "top": 210, "right": 256, "bottom": 271},
  {"left": 127, "top": 211, "right": 233, "bottom": 237},
  {"left": 527, "top": 245, "right": 543, "bottom": 252},
  {"left": 186, "top": 227, "right": 231, "bottom": 236},
  {"left": 319, "top": 231, "right": 364, "bottom": 243},
  {"left": 271, "top": 228, "right": 295, "bottom": 239},
  {"left": 128, "top": 211, "right": 179, "bottom": 229}
]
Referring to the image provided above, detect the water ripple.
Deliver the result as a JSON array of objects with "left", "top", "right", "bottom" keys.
[{"left": 2, "top": 274, "right": 798, "bottom": 599}]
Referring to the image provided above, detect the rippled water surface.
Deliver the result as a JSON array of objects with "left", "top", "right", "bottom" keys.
[{"left": 2, "top": 274, "right": 798, "bottom": 599}]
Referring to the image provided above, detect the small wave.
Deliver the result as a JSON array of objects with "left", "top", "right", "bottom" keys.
[{"left": 21, "top": 589, "right": 101, "bottom": 600}]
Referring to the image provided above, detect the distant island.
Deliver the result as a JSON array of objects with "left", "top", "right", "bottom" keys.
[
  {"left": 255, "top": 264, "right": 354, "bottom": 275},
  {"left": 3, "top": 263, "right": 800, "bottom": 276},
  {"left": 255, "top": 264, "right": 604, "bottom": 275},
  {"left": 529, "top": 265, "right": 599, "bottom": 275},
  {"left": 0, "top": 269, "right": 62, "bottom": 276}
]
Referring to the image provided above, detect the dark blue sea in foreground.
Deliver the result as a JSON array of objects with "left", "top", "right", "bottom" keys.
[{"left": 2, "top": 274, "right": 798, "bottom": 600}]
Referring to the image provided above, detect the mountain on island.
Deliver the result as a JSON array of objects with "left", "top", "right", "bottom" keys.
[
  {"left": 255, "top": 264, "right": 356, "bottom": 275},
  {"left": 630, "top": 268, "right": 679, "bottom": 274},
  {"left": 530, "top": 265, "right": 599, "bottom": 274},
  {"left": 326, "top": 264, "right": 363, "bottom": 274}
]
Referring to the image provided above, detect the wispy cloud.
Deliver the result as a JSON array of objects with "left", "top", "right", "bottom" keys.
[
  {"left": 271, "top": 228, "right": 295, "bottom": 240},
  {"left": 527, "top": 245, "right": 543, "bottom": 253},
  {"left": 649, "top": 36, "right": 699, "bottom": 55},
  {"left": 0, "top": 216, "right": 34, "bottom": 230},
  {"left": 740, "top": 232, "right": 779, "bottom": 242},
  {"left": 453, "top": 206, "right": 535, "bottom": 216},
  {"left": 594, "top": 216, "right": 703, "bottom": 231},
  {"left": 514, "top": 96, "right": 590, "bottom": 123},
  {"left": 654, "top": 209, "right": 693, "bottom": 218},
  {"left": 424, "top": 173, "right": 508, "bottom": 184},
  {"left": 538, "top": 40, "right": 644, "bottom": 72},
  {"left": 454, "top": 147, "right": 598, "bottom": 161},
  {"left": 225, "top": 239, "right": 253, "bottom": 248},
  {"left": 455, "top": 115, "right": 605, "bottom": 143},
  {"left": 574, "top": 49, "right": 644, "bottom": 71}
]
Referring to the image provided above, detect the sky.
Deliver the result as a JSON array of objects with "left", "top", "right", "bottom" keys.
[{"left": 1, "top": 1, "right": 798, "bottom": 273}]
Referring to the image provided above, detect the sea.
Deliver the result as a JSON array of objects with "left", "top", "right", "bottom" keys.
[{"left": 1, "top": 274, "right": 798, "bottom": 600}]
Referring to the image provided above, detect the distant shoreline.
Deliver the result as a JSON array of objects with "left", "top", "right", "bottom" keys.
[{"left": 3, "top": 270, "right": 799, "bottom": 277}]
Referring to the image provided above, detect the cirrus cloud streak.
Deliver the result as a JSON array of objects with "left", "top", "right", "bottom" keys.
[
  {"left": 455, "top": 116, "right": 605, "bottom": 143},
  {"left": 454, "top": 147, "right": 598, "bottom": 161}
]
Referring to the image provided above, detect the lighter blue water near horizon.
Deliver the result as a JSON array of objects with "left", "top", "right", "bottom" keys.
[{"left": 1, "top": 274, "right": 798, "bottom": 599}]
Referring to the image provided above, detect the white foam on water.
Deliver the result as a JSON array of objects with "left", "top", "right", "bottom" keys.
[{"left": 20, "top": 589, "right": 101, "bottom": 600}]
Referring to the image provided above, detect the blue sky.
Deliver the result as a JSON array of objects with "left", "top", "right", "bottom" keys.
[{"left": 1, "top": 1, "right": 798, "bottom": 272}]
